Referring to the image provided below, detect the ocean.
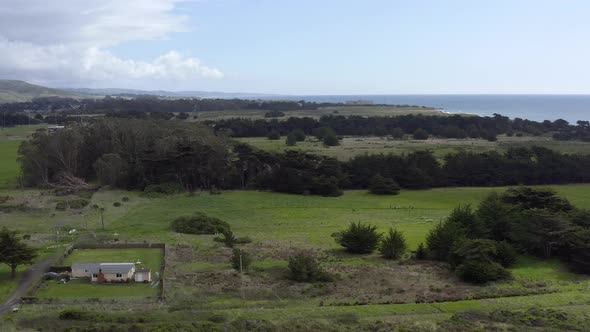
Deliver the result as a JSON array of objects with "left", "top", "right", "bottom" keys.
[{"left": 264, "top": 95, "right": 590, "bottom": 123}]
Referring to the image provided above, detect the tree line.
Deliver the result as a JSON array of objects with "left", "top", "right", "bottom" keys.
[
  {"left": 17, "top": 119, "right": 590, "bottom": 197},
  {"left": 211, "top": 113, "right": 587, "bottom": 141}
]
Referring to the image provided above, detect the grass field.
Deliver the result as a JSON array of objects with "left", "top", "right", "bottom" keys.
[
  {"left": 35, "top": 278, "right": 160, "bottom": 299},
  {"left": 0, "top": 125, "right": 46, "bottom": 190},
  {"left": 191, "top": 105, "right": 448, "bottom": 121},
  {"left": 237, "top": 135, "right": 590, "bottom": 160}
]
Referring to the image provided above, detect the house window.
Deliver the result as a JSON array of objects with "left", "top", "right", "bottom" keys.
[
  {"left": 92, "top": 274, "right": 98, "bottom": 278},
  {"left": 116, "top": 273, "right": 122, "bottom": 278}
]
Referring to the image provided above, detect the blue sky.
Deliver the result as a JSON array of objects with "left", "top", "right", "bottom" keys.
[{"left": 2, "top": 0, "right": 590, "bottom": 94}]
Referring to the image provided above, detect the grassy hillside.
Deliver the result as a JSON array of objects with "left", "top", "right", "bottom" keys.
[{"left": 0, "top": 80, "right": 78, "bottom": 103}]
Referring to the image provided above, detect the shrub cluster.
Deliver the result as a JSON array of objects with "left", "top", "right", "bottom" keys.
[
  {"left": 170, "top": 212, "right": 230, "bottom": 235},
  {"left": 287, "top": 252, "right": 333, "bottom": 282}
]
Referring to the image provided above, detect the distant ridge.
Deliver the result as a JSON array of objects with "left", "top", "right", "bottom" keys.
[
  {"left": 64, "top": 87, "right": 280, "bottom": 99},
  {"left": 0, "top": 80, "right": 79, "bottom": 103}
]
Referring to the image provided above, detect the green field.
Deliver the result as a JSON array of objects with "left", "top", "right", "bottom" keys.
[
  {"left": 237, "top": 135, "right": 590, "bottom": 160},
  {"left": 0, "top": 125, "right": 46, "bottom": 190},
  {"left": 191, "top": 105, "right": 448, "bottom": 121}
]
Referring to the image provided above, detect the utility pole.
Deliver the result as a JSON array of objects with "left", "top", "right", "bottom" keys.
[{"left": 99, "top": 207, "right": 105, "bottom": 230}]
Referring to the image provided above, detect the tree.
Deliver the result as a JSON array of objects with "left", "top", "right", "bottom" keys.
[
  {"left": 425, "top": 219, "right": 465, "bottom": 261},
  {"left": 412, "top": 128, "right": 429, "bottom": 140},
  {"left": 0, "top": 228, "right": 37, "bottom": 278},
  {"left": 415, "top": 243, "right": 427, "bottom": 260},
  {"left": 451, "top": 239, "right": 511, "bottom": 283},
  {"left": 230, "top": 248, "right": 252, "bottom": 272},
  {"left": 391, "top": 127, "right": 405, "bottom": 139},
  {"left": 287, "top": 252, "right": 331, "bottom": 282},
  {"left": 323, "top": 132, "right": 340, "bottom": 146},
  {"left": 501, "top": 187, "right": 573, "bottom": 213},
  {"left": 291, "top": 129, "right": 306, "bottom": 141},
  {"left": 285, "top": 133, "right": 297, "bottom": 146},
  {"left": 379, "top": 228, "right": 408, "bottom": 259},
  {"left": 334, "top": 222, "right": 381, "bottom": 254},
  {"left": 368, "top": 175, "right": 400, "bottom": 195}
]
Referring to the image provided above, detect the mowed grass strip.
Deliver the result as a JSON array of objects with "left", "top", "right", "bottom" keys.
[
  {"left": 0, "top": 141, "right": 20, "bottom": 190},
  {"left": 35, "top": 278, "right": 159, "bottom": 299}
]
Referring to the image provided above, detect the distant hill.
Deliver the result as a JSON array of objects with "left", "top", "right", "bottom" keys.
[
  {"left": 64, "top": 87, "right": 278, "bottom": 99},
  {"left": 0, "top": 80, "right": 80, "bottom": 103}
]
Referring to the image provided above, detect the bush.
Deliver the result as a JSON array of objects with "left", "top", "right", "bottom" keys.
[
  {"left": 291, "top": 129, "right": 306, "bottom": 141},
  {"left": 455, "top": 260, "right": 511, "bottom": 284},
  {"left": 171, "top": 212, "right": 231, "bottom": 235},
  {"left": 59, "top": 309, "right": 93, "bottom": 320},
  {"left": 121, "top": 196, "right": 130, "bottom": 202},
  {"left": 413, "top": 128, "right": 429, "bottom": 140},
  {"left": 310, "top": 176, "right": 342, "bottom": 197},
  {"left": 230, "top": 248, "right": 252, "bottom": 271},
  {"left": 379, "top": 228, "right": 408, "bottom": 259},
  {"left": 415, "top": 243, "right": 427, "bottom": 260},
  {"left": 113, "top": 202, "right": 121, "bottom": 207},
  {"left": 221, "top": 231, "right": 237, "bottom": 248},
  {"left": 286, "top": 133, "right": 297, "bottom": 146},
  {"left": 288, "top": 253, "right": 332, "bottom": 282},
  {"left": 425, "top": 220, "right": 465, "bottom": 261},
  {"left": 494, "top": 241, "right": 518, "bottom": 268},
  {"left": 368, "top": 175, "right": 400, "bottom": 195},
  {"left": 335, "top": 222, "right": 381, "bottom": 254},
  {"left": 391, "top": 127, "right": 405, "bottom": 139},
  {"left": 264, "top": 110, "right": 285, "bottom": 118},
  {"left": 322, "top": 133, "right": 340, "bottom": 146}
]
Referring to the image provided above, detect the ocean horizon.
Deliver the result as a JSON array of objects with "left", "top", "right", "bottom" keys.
[{"left": 259, "top": 94, "right": 590, "bottom": 123}]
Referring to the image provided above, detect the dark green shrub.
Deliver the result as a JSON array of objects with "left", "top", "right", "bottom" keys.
[
  {"left": 415, "top": 243, "right": 427, "bottom": 260},
  {"left": 425, "top": 220, "right": 465, "bottom": 261},
  {"left": 310, "top": 176, "right": 342, "bottom": 197},
  {"left": 391, "top": 127, "right": 405, "bottom": 139},
  {"left": 121, "top": 196, "right": 130, "bottom": 202},
  {"left": 494, "top": 241, "right": 518, "bottom": 267},
  {"left": 171, "top": 212, "right": 230, "bottom": 235},
  {"left": 221, "top": 231, "right": 236, "bottom": 248},
  {"left": 59, "top": 309, "right": 92, "bottom": 320},
  {"left": 264, "top": 110, "right": 285, "bottom": 118},
  {"left": 412, "top": 128, "right": 429, "bottom": 140},
  {"left": 288, "top": 253, "right": 332, "bottom": 282},
  {"left": 285, "top": 133, "right": 297, "bottom": 146},
  {"left": 113, "top": 202, "right": 121, "bottom": 207},
  {"left": 291, "top": 129, "right": 306, "bottom": 141},
  {"left": 322, "top": 133, "right": 340, "bottom": 146},
  {"left": 230, "top": 248, "right": 252, "bottom": 271},
  {"left": 68, "top": 199, "right": 90, "bottom": 209},
  {"left": 368, "top": 175, "right": 400, "bottom": 195},
  {"left": 334, "top": 222, "right": 381, "bottom": 254},
  {"left": 379, "top": 228, "right": 408, "bottom": 259},
  {"left": 455, "top": 260, "right": 511, "bottom": 284}
]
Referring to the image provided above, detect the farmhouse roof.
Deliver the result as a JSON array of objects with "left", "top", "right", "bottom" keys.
[{"left": 136, "top": 268, "right": 151, "bottom": 273}]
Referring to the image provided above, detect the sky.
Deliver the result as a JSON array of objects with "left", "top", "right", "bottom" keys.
[{"left": 1, "top": 0, "right": 590, "bottom": 94}]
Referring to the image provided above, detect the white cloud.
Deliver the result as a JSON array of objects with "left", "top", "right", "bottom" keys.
[{"left": 0, "top": 0, "right": 223, "bottom": 86}]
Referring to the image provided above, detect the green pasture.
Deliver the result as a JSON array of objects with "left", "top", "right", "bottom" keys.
[
  {"left": 237, "top": 135, "right": 590, "bottom": 160},
  {"left": 192, "top": 105, "right": 446, "bottom": 121}
]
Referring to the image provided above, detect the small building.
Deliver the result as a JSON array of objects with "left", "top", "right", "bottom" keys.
[
  {"left": 71, "top": 263, "right": 136, "bottom": 283},
  {"left": 135, "top": 268, "right": 152, "bottom": 283}
]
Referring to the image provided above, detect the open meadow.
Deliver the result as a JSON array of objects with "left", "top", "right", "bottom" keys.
[{"left": 191, "top": 105, "right": 447, "bottom": 121}]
